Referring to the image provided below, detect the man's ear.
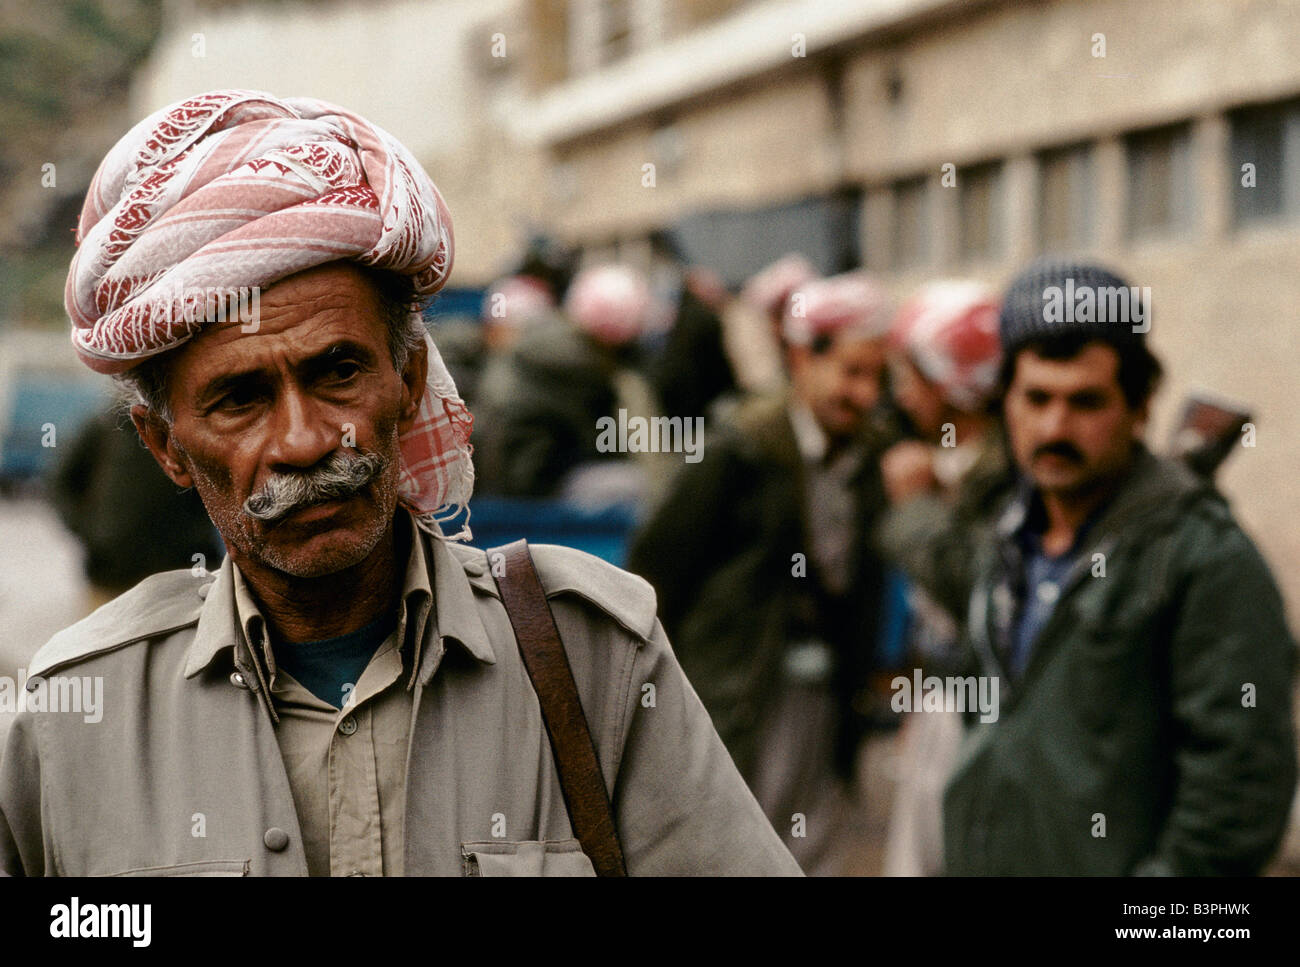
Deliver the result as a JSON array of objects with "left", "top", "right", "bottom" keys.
[
  {"left": 398, "top": 337, "right": 429, "bottom": 433},
  {"left": 1131, "top": 396, "right": 1152, "bottom": 440},
  {"left": 130, "top": 405, "right": 194, "bottom": 488}
]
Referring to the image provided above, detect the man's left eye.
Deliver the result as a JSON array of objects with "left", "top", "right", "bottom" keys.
[{"left": 326, "top": 362, "right": 361, "bottom": 381}]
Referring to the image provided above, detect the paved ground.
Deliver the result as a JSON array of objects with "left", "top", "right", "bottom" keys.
[{"left": 0, "top": 494, "right": 90, "bottom": 744}]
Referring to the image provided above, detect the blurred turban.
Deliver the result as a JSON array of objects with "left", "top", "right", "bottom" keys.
[
  {"left": 481, "top": 274, "right": 555, "bottom": 330},
  {"left": 890, "top": 280, "right": 1002, "bottom": 412},
  {"left": 783, "top": 271, "right": 891, "bottom": 348},
  {"left": 564, "top": 264, "right": 652, "bottom": 347},
  {"left": 742, "top": 254, "right": 818, "bottom": 320},
  {"left": 64, "top": 89, "right": 473, "bottom": 532}
]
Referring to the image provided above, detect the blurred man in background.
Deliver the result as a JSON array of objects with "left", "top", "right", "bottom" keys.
[
  {"left": 942, "top": 258, "right": 1296, "bottom": 875},
  {"left": 473, "top": 263, "right": 657, "bottom": 502},
  {"left": 49, "top": 411, "right": 224, "bottom": 615},
  {"left": 629, "top": 272, "right": 895, "bottom": 874},
  {"left": 872, "top": 279, "right": 1011, "bottom": 875},
  {"left": 722, "top": 254, "right": 818, "bottom": 397},
  {"left": 644, "top": 231, "right": 738, "bottom": 425},
  {"left": 422, "top": 274, "right": 557, "bottom": 415}
]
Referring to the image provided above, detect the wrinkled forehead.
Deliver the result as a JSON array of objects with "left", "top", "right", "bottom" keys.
[
  {"left": 162, "top": 263, "right": 392, "bottom": 389},
  {"left": 1011, "top": 342, "right": 1122, "bottom": 392}
]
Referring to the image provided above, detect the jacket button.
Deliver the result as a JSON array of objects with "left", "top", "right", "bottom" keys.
[
  {"left": 263, "top": 827, "right": 290, "bottom": 852},
  {"left": 463, "top": 558, "right": 486, "bottom": 577},
  {"left": 338, "top": 715, "right": 358, "bottom": 735},
  {"left": 230, "top": 672, "right": 249, "bottom": 689}
]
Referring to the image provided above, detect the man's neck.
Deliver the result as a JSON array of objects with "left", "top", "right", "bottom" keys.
[
  {"left": 1037, "top": 465, "right": 1129, "bottom": 557},
  {"left": 235, "top": 515, "right": 407, "bottom": 644}
]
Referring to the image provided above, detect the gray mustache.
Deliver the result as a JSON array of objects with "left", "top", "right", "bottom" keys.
[{"left": 243, "top": 450, "right": 387, "bottom": 524}]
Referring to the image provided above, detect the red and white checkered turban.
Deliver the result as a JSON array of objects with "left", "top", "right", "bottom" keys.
[
  {"left": 64, "top": 89, "right": 474, "bottom": 533},
  {"left": 890, "top": 280, "right": 1002, "bottom": 412},
  {"left": 783, "top": 272, "right": 891, "bottom": 348},
  {"left": 742, "top": 254, "right": 818, "bottom": 320},
  {"left": 564, "top": 264, "right": 652, "bottom": 347}
]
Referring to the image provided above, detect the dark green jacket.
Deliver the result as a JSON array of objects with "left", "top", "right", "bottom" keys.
[
  {"left": 472, "top": 319, "right": 637, "bottom": 497},
  {"left": 943, "top": 447, "right": 1297, "bottom": 875},
  {"left": 876, "top": 430, "right": 1015, "bottom": 629},
  {"left": 627, "top": 394, "right": 891, "bottom": 781}
]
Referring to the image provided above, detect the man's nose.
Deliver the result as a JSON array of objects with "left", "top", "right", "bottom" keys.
[
  {"left": 265, "top": 389, "right": 337, "bottom": 469},
  {"left": 849, "top": 377, "right": 880, "bottom": 411},
  {"left": 1039, "top": 398, "right": 1072, "bottom": 439}
]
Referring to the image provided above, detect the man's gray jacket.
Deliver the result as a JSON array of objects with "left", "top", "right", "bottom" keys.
[{"left": 0, "top": 523, "right": 801, "bottom": 876}]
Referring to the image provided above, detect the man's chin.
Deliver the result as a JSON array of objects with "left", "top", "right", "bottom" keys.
[
  {"left": 1031, "top": 466, "right": 1113, "bottom": 502},
  {"left": 257, "top": 535, "right": 378, "bottom": 578},
  {"left": 246, "top": 513, "right": 389, "bottom": 579}
]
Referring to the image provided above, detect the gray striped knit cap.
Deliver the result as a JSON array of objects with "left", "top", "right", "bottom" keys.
[{"left": 999, "top": 257, "right": 1147, "bottom": 354}]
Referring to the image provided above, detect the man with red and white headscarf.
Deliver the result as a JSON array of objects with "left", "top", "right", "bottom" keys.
[
  {"left": 0, "top": 91, "right": 799, "bottom": 878},
  {"left": 474, "top": 263, "right": 659, "bottom": 499},
  {"left": 723, "top": 253, "right": 819, "bottom": 394},
  {"left": 631, "top": 270, "right": 898, "bottom": 874},
  {"left": 875, "top": 279, "right": 1014, "bottom": 876}
]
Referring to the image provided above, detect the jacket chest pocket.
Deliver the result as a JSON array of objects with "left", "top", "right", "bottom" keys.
[
  {"left": 1068, "top": 598, "right": 1163, "bottom": 733},
  {"left": 461, "top": 840, "right": 596, "bottom": 876},
  {"left": 104, "top": 859, "right": 250, "bottom": 877}
]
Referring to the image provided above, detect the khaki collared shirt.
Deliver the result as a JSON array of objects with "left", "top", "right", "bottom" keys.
[{"left": 231, "top": 513, "right": 432, "bottom": 877}]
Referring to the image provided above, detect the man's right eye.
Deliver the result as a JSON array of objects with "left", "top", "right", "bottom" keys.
[{"left": 215, "top": 386, "right": 263, "bottom": 410}]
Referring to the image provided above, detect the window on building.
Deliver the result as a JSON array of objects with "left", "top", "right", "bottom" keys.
[
  {"left": 1125, "top": 123, "right": 1194, "bottom": 239},
  {"left": 1038, "top": 143, "right": 1096, "bottom": 251},
  {"left": 1229, "top": 98, "right": 1300, "bottom": 225},
  {"left": 597, "top": 0, "right": 633, "bottom": 65},
  {"left": 958, "top": 161, "right": 1004, "bottom": 262},
  {"left": 893, "top": 176, "right": 931, "bottom": 269}
]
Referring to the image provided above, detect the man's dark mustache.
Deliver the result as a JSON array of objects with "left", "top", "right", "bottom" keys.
[
  {"left": 1033, "top": 441, "right": 1085, "bottom": 464},
  {"left": 244, "top": 450, "right": 388, "bottom": 524}
]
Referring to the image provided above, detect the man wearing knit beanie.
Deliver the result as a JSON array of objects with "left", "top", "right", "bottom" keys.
[{"left": 941, "top": 256, "right": 1296, "bottom": 875}]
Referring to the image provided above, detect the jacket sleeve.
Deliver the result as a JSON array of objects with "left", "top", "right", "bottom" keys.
[
  {"left": 0, "top": 710, "right": 47, "bottom": 876},
  {"left": 613, "top": 618, "right": 803, "bottom": 875},
  {"left": 875, "top": 493, "right": 980, "bottom": 623},
  {"left": 1140, "top": 519, "right": 1298, "bottom": 875},
  {"left": 626, "top": 437, "right": 740, "bottom": 639}
]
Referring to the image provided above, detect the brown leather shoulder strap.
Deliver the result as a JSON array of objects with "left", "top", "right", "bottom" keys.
[{"left": 487, "top": 539, "right": 628, "bottom": 877}]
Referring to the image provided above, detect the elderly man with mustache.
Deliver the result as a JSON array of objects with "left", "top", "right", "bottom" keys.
[{"left": 0, "top": 90, "right": 799, "bottom": 877}]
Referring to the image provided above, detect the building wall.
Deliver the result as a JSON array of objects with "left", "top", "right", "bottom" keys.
[
  {"left": 551, "top": 69, "right": 839, "bottom": 238},
  {"left": 129, "top": 0, "right": 539, "bottom": 284}
]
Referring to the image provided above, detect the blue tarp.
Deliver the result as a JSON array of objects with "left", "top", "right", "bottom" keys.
[
  {"left": 445, "top": 497, "right": 640, "bottom": 567},
  {"left": 0, "top": 377, "right": 106, "bottom": 482}
]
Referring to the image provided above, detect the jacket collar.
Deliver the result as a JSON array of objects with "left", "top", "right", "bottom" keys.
[
  {"left": 423, "top": 527, "right": 497, "bottom": 675},
  {"left": 995, "top": 443, "right": 1206, "bottom": 548}
]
